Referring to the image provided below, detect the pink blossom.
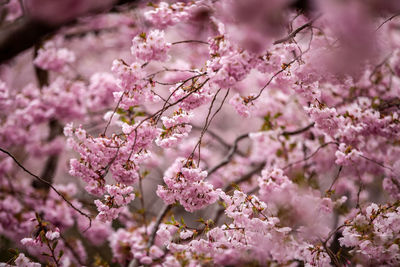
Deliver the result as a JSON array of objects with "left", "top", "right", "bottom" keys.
[
  {"left": 95, "top": 184, "right": 135, "bottom": 222},
  {"left": 157, "top": 158, "right": 218, "bottom": 212},
  {"left": 156, "top": 110, "right": 193, "bottom": 148},
  {"left": 229, "top": 93, "right": 257, "bottom": 118},
  {"left": 13, "top": 253, "right": 41, "bottom": 267},
  {"left": 335, "top": 143, "right": 363, "bottom": 166},
  {"left": 131, "top": 30, "right": 171, "bottom": 62},
  {"left": 45, "top": 229, "right": 60, "bottom": 240},
  {"left": 34, "top": 41, "right": 75, "bottom": 72}
]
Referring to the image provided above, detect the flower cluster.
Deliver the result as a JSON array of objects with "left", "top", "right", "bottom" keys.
[
  {"left": 258, "top": 168, "right": 334, "bottom": 240},
  {"left": 34, "top": 41, "right": 75, "bottom": 72},
  {"left": 111, "top": 59, "right": 159, "bottom": 109},
  {"left": 164, "top": 189, "right": 332, "bottom": 266},
  {"left": 339, "top": 202, "right": 400, "bottom": 265},
  {"left": 156, "top": 109, "right": 193, "bottom": 148},
  {"left": 111, "top": 59, "right": 146, "bottom": 90},
  {"left": 66, "top": 121, "right": 158, "bottom": 195},
  {"left": 131, "top": 30, "right": 171, "bottom": 62},
  {"left": 229, "top": 93, "right": 258, "bottom": 118},
  {"left": 86, "top": 72, "right": 119, "bottom": 111},
  {"left": 109, "top": 222, "right": 170, "bottom": 265},
  {"left": 3, "top": 0, "right": 400, "bottom": 266},
  {"left": 144, "top": 2, "right": 198, "bottom": 29},
  {"left": 335, "top": 143, "right": 363, "bottom": 166},
  {"left": 95, "top": 184, "right": 135, "bottom": 222},
  {"left": 157, "top": 158, "right": 218, "bottom": 212},
  {"left": 169, "top": 80, "right": 213, "bottom": 111},
  {"left": 207, "top": 27, "right": 257, "bottom": 88}
]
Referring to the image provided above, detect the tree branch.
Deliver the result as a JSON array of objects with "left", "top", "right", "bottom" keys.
[
  {"left": 223, "top": 163, "right": 266, "bottom": 192},
  {"left": 0, "top": 18, "right": 55, "bottom": 63},
  {"left": 281, "top": 122, "right": 315, "bottom": 136},
  {"left": 0, "top": 147, "right": 92, "bottom": 229},
  {"left": 206, "top": 133, "right": 249, "bottom": 176},
  {"left": 0, "top": 0, "right": 139, "bottom": 63},
  {"left": 273, "top": 14, "right": 322, "bottom": 45},
  {"left": 128, "top": 204, "right": 171, "bottom": 267}
]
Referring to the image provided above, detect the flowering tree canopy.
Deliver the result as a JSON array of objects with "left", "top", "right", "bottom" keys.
[{"left": 1, "top": 0, "right": 400, "bottom": 266}]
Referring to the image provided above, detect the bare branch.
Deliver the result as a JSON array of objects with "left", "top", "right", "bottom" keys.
[
  {"left": 172, "top": 40, "right": 208, "bottom": 45},
  {"left": 376, "top": 13, "right": 400, "bottom": 31},
  {"left": 327, "top": 166, "right": 343, "bottom": 193},
  {"left": 147, "top": 204, "right": 171, "bottom": 248},
  {"left": 207, "top": 133, "right": 249, "bottom": 176},
  {"left": 358, "top": 154, "right": 394, "bottom": 172},
  {"left": 281, "top": 122, "right": 315, "bottom": 136},
  {"left": 223, "top": 162, "right": 266, "bottom": 192},
  {"left": 273, "top": 14, "right": 322, "bottom": 45},
  {"left": 282, "top": 141, "right": 339, "bottom": 170}
]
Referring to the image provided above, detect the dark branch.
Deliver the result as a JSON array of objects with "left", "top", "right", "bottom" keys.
[
  {"left": 376, "top": 13, "right": 400, "bottom": 31},
  {"left": 223, "top": 162, "right": 266, "bottom": 192},
  {"left": 33, "top": 120, "right": 63, "bottom": 190},
  {"left": 281, "top": 122, "right": 315, "bottom": 136},
  {"left": 207, "top": 133, "right": 249, "bottom": 176},
  {"left": 0, "top": 147, "right": 92, "bottom": 229},
  {"left": 273, "top": 14, "right": 322, "bottom": 45},
  {"left": 0, "top": 18, "right": 55, "bottom": 63},
  {"left": 0, "top": 0, "right": 139, "bottom": 63}
]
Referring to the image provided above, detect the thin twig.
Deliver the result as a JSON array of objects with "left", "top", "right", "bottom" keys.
[
  {"left": 192, "top": 88, "right": 230, "bottom": 165},
  {"left": 281, "top": 122, "right": 315, "bottom": 136},
  {"left": 0, "top": 148, "right": 92, "bottom": 229},
  {"left": 327, "top": 166, "right": 343, "bottom": 192},
  {"left": 103, "top": 91, "right": 124, "bottom": 136},
  {"left": 223, "top": 163, "right": 266, "bottom": 192},
  {"left": 282, "top": 141, "right": 339, "bottom": 170},
  {"left": 127, "top": 204, "right": 172, "bottom": 266},
  {"left": 376, "top": 13, "right": 400, "bottom": 31},
  {"left": 358, "top": 154, "right": 394, "bottom": 172},
  {"left": 172, "top": 40, "right": 208, "bottom": 45},
  {"left": 207, "top": 133, "right": 249, "bottom": 176},
  {"left": 273, "top": 14, "right": 322, "bottom": 45},
  {"left": 252, "top": 54, "right": 302, "bottom": 101},
  {"left": 192, "top": 125, "right": 230, "bottom": 150}
]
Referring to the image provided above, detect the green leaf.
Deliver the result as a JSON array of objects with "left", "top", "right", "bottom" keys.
[
  {"left": 170, "top": 215, "right": 176, "bottom": 224},
  {"left": 141, "top": 170, "right": 150, "bottom": 177},
  {"left": 52, "top": 240, "right": 58, "bottom": 250},
  {"left": 7, "top": 248, "right": 18, "bottom": 255},
  {"left": 273, "top": 112, "right": 283, "bottom": 119},
  {"left": 196, "top": 217, "right": 205, "bottom": 224},
  {"left": 135, "top": 111, "right": 146, "bottom": 117},
  {"left": 35, "top": 212, "right": 41, "bottom": 222},
  {"left": 58, "top": 250, "right": 64, "bottom": 260},
  {"left": 120, "top": 116, "right": 129, "bottom": 124},
  {"left": 116, "top": 108, "right": 125, "bottom": 114},
  {"left": 139, "top": 32, "right": 147, "bottom": 39},
  {"left": 231, "top": 183, "right": 241, "bottom": 191}
]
